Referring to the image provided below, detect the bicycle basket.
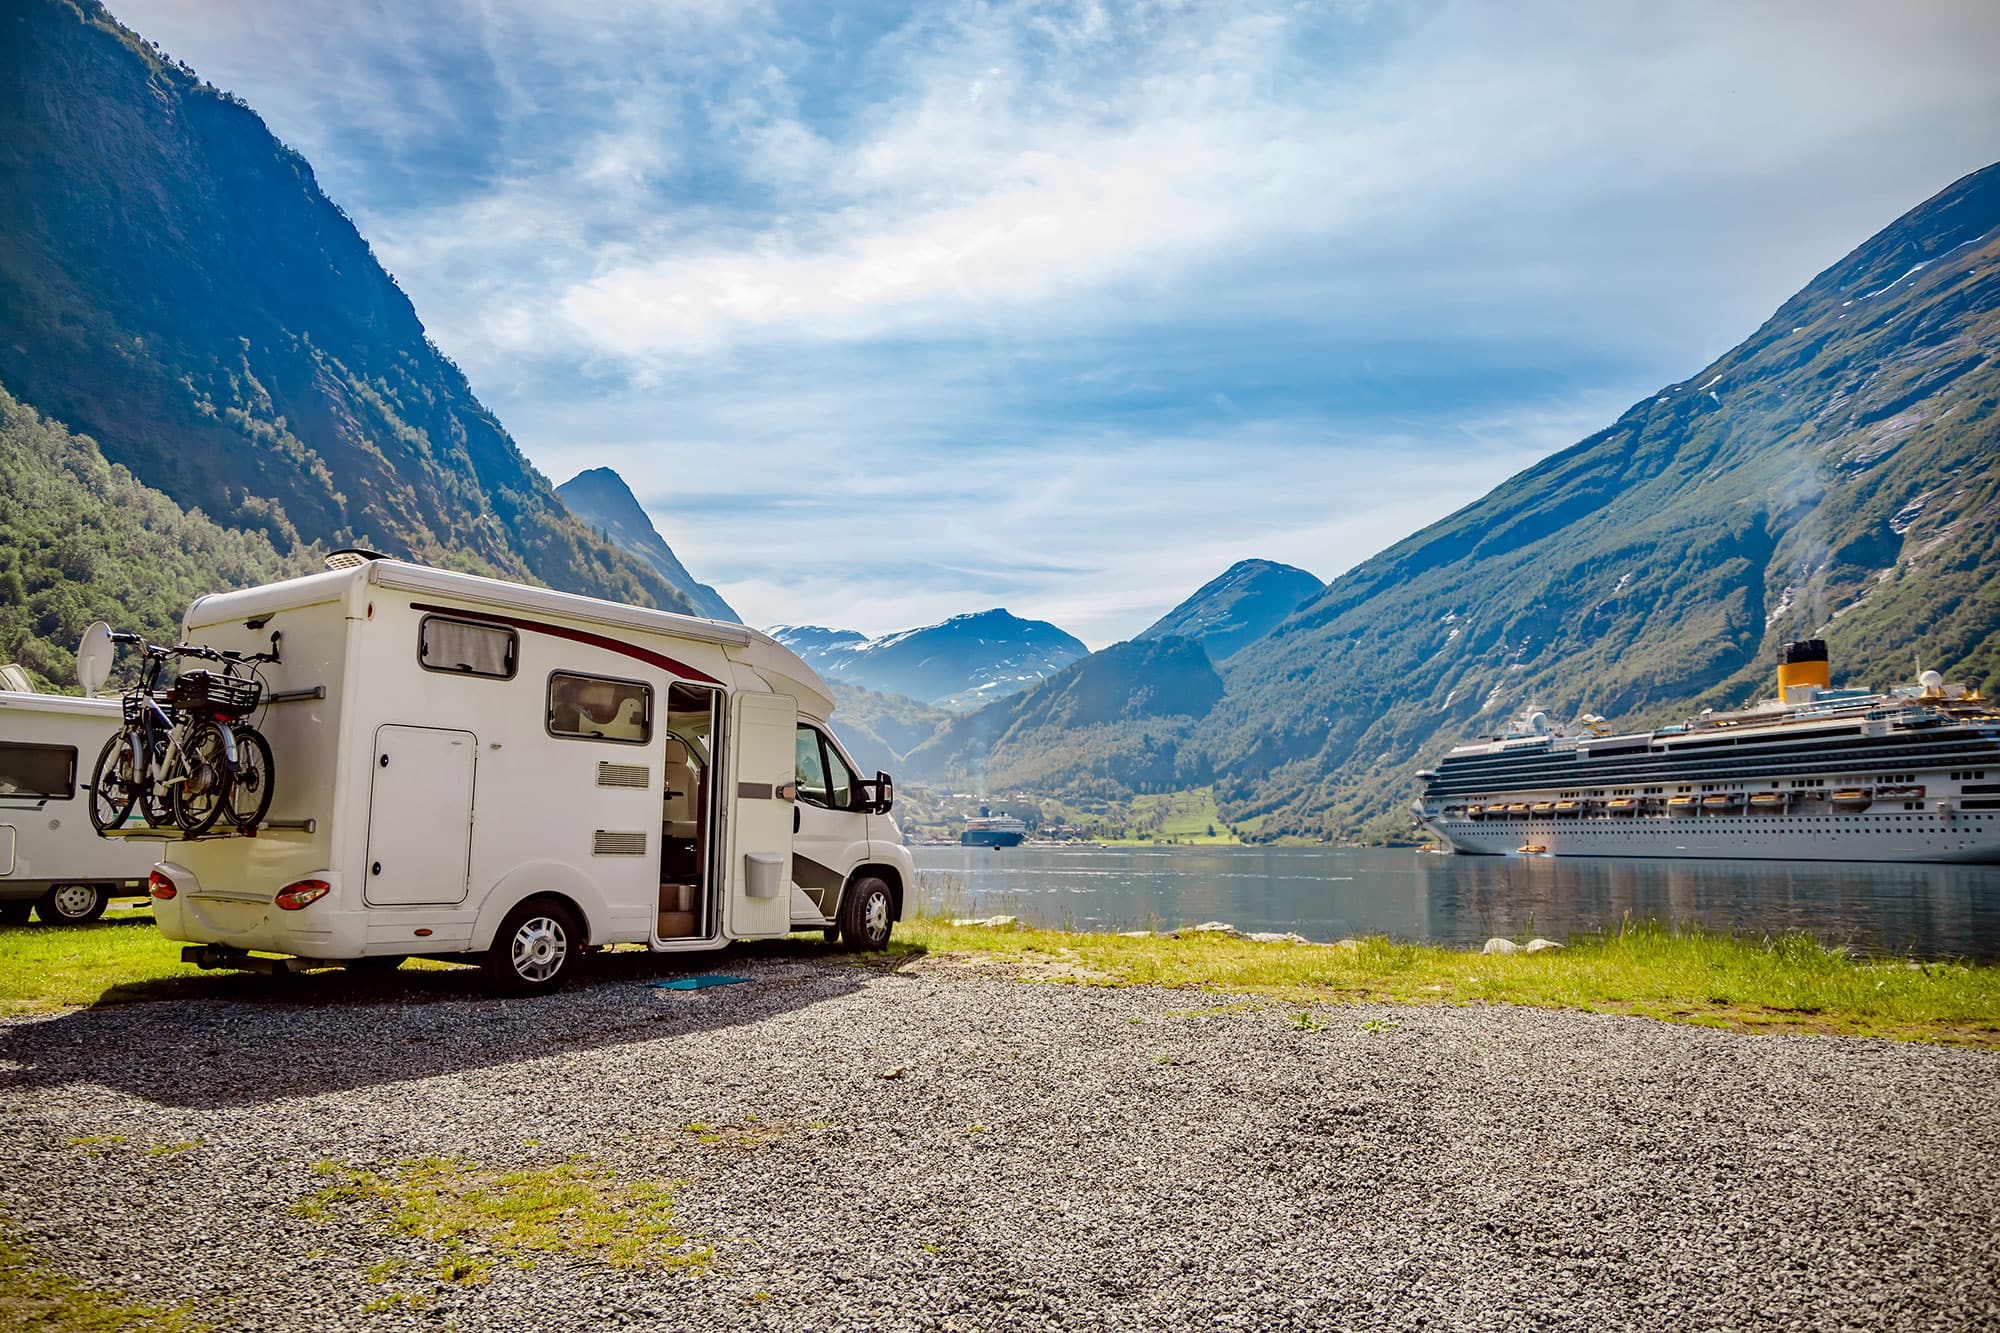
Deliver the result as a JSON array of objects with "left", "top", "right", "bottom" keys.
[
  {"left": 169, "top": 670, "right": 262, "bottom": 717},
  {"left": 121, "top": 690, "right": 171, "bottom": 726}
]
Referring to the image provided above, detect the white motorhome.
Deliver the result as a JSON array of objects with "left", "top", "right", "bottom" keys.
[
  {"left": 141, "top": 556, "right": 915, "bottom": 989},
  {"left": 0, "top": 685, "right": 158, "bottom": 924}
]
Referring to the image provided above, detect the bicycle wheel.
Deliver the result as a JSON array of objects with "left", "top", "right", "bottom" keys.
[
  {"left": 87, "top": 734, "right": 138, "bottom": 832},
  {"left": 137, "top": 733, "right": 173, "bottom": 828},
  {"left": 227, "top": 725, "right": 276, "bottom": 831},
  {"left": 172, "top": 718, "right": 232, "bottom": 837}
]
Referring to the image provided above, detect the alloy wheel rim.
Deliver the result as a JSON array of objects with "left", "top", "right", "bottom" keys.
[
  {"left": 51, "top": 885, "right": 97, "bottom": 919},
  {"left": 511, "top": 917, "right": 567, "bottom": 982}
]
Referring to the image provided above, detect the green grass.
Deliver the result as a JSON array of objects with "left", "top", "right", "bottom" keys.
[
  {"left": 0, "top": 1227, "right": 203, "bottom": 1331},
  {"left": 1104, "top": 786, "right": 1241, "bottom": 845},
  {"left": 293, "top": 1158, "right": 708, "bottom": 1276},
  {"left": 897, "top": 918, "right": 2000, "bottom": 1046}
]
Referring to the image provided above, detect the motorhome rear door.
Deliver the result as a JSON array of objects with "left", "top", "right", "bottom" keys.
[
  {"left": 364, "top": 725, "right": 475, "bottom": 906},
  {"left": 726, "top": 692, "right": 795, "bottom": 937}
]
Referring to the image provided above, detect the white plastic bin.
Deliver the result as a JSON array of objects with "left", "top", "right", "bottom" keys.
[{"left": 744, "top": 852, "right": 784, "bottom": 899}]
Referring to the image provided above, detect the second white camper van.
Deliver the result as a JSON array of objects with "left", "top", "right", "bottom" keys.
[
  {"left": 141, "top": 556, "right": 915, "bottom": 990},
  {"left": 2, "top": 688, "right": 158, "bottom": 924}
]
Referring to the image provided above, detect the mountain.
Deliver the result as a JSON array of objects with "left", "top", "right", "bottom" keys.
[
  {"left": 770, "top": 610, "right": 1089, "bottom": 710},
  {"left": 1138, "top": 559, "right": 1324, "bottom": 661},
  {"left": 1200, "top": 160, "right": 2000, "bottom": 839},
  {"left": 902, "top": 636, "right": 1223, "bottom": 795},
  {"left": 557, "top": 467, "right": 738, "bottom": 623},
  {"left": 826, "top": 682, "right": 954, "bottom": 779},
  {"left": 0, "top": 383, "right": 311, "bottom": 690},
  {"left": 0, "top": 0, "right": 693, "bottom": 614}
]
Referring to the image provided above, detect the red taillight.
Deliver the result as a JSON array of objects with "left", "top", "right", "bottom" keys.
[
  {"left": 274, "top": 879, "right": 331, "bottom": 911},
  {"left": 148, "top": 871, "right": 177, "bottom": 900}
]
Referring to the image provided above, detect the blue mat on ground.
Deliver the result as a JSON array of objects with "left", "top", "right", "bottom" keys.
[{"left": 650, "top": 975, "right": 750, "bottom": 990}]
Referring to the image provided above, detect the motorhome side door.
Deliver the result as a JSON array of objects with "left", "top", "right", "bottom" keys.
[{"left": 725, "top": 692, "right": 795, "bottom": 938}]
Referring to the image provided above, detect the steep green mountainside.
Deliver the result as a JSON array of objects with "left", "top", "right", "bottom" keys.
[
  {"left": 1203, "top": 161, "right": 2000, "bottom": 839},
  {"left": 827, "top": 682, "right": 954, "bottom": 779},
  {"left": 557, "top": 467, "right": 739, "bottom": 623},
  {"left": 772, "top": 610, "right": 1089, "bottom": 710},
  {"left": 904, "top": 636, "right": 1223, "bottom": 795},
  {"left": 0, "top": 0, "right": 691, "bottom": 614},
  {"left": 1138, "top": 559, "right": 1324, "bottom": 661},
  {"left": 0, "top": 382, "right": 312, "bottom": 690}
]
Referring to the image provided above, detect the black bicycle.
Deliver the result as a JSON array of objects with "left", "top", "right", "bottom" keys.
[{"left": 87, "top": 634, "right": 280, "bottom": 837}]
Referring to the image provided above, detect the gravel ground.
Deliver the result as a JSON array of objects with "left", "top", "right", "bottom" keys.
[{"left": 0, "top": 946, "right": 1996, "bottom": 1333}]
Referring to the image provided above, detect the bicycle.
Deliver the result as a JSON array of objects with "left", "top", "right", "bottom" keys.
[{"left": 86, "top": 634, "right": 281, "bottom": 838}]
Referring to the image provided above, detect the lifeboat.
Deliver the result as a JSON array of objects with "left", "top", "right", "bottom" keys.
[
  {"left": 1666, "top": 794, "right": 1697, "bottom": 812},
  {"left": 1530, "top": 801, "right": 1556, "bottom": 814},
  {"left": 1516, "top": 844, "right": 1548, "bottom": 855},
  {"left": 1831, "top": 789, "right": 1872, "bottom": 810},
  {"left": 1606, "top": 797, "right": 1637, "bottom": 813},
  {"left": 1877, "top": 784, "right": 1925, "bottom": 801},
  {"left": 1701, "top": 793, "right": 1744, "bottom": 811},
  {"left": 1749, "top": 792, "right": 1785, "bottom": 810},
  {"left": 1465, "top": 804, "right": 1485, "bottom": 818},
  {"left": 1554, "top": 800, "right": 1581, "bottom": 814}
]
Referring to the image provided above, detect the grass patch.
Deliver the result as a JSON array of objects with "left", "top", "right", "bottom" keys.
[
  {"left": 0, "top": 1226, "right": 203, "bottom": 1331},
  {"left": 1103, "top": 787, "right": 1242, "bottom": 845},
  {"left": 897, "top": 918, "right": 2000, "bottom": 1046},
  {"left": 293, "top": 1157, "right": 709, "bottom": 1274}
]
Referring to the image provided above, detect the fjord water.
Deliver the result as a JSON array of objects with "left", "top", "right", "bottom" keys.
[{"left": 912, "top": 846, "right": 2000, "bottom": 961}]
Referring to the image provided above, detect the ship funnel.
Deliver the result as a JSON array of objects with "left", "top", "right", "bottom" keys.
[{"left": 1777, "top": 638, "right": 1830, "bottom": 702}]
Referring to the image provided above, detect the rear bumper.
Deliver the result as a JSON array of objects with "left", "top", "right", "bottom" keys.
[{"left": 150, "top": 862, "right": 480, "bottom": 958}]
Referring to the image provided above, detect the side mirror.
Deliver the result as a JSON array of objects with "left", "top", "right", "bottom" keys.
[{"left": 859, "top": 771, "right": 895, "bottom": 814}]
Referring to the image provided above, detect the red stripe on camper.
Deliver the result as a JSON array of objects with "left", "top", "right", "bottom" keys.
[{"left": 410, "top": 602, "right": 724, "bottom": 685}]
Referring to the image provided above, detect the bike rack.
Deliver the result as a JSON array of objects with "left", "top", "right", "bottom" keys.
[
  {"left": 265, "top": 685, "right": 325, "bottom": 705},
  {"left": 100, "top": 817, "right": 316, "bottom": 842}
]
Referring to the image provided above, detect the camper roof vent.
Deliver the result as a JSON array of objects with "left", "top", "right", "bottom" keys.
[{"left": 325, "top": 548, "right": 392, "bottom": 572}]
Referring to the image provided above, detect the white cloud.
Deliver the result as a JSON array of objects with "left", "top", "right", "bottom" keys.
[{"left": 103, "top": 0, "right": 2000, "bottom": 645}]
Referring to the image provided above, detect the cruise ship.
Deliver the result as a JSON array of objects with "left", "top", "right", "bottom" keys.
[
  {"left": 1413, "top": 640, "right": 2000, "bottom": 863},
  {"left": 961, "top": 810, "right": 1028, "bottom": 848}
]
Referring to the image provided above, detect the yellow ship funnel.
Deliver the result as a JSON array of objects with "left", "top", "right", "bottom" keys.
[{"left": 1777, "top": 639, "right": 1830, "bottom": 700}]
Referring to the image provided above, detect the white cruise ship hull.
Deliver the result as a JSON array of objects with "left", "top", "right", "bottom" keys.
[{"left": 1425, "top": 811, "right": 2000, "bottom": 864}]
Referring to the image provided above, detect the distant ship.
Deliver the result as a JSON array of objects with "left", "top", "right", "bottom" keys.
[
  {"left": 1413, "top": 639, "right": 2000, "bottom": 863},
  {"left": 961, "top": 809, "right": 1028, "bottom": 848}
]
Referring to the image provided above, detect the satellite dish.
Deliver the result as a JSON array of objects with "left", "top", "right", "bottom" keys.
[{"left": 75, "top": 621, "right": 115, "bottom": 698}]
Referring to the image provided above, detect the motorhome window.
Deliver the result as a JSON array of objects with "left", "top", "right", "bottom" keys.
[
  {"left": 0, "top": 742, "right": 76, "bottom": 800},
  {"left": 795, "top": 725, "right": 830, "bottom": 806},
  {"left": 822, "top": 736, "right": 856, "bottom": 810},
  {"left": 420, "top": 616, "right": 517, "bottom": 679},
  {"left": 547, "top": 672, "right": 652, "bottom": 744}
]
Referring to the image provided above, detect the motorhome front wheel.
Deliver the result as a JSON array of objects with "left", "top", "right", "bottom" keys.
[{"left": 838, "top": 876, "right": 894, "bottom": 952}]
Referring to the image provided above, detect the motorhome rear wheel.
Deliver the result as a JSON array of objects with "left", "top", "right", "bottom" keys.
[
  {"left": 485, "top": 898, "right": 582, "bottom": 992},
  {"left": 838, "top": 876, "right": 894, "bottom": 951},
  {"left": 36, "top": 884, "right": 109, "bottom": 925}
]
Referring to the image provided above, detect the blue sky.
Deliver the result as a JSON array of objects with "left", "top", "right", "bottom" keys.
[{"left": 114, "top": 0, "right": 2000, "bottom": 646}]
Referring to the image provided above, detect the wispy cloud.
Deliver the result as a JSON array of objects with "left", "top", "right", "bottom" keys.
[{"left": 111, "top": 0, "right": 2000, "bottom": 643}]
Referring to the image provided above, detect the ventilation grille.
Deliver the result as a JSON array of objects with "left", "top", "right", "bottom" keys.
[
  {"left": 592, "top": 830, "right": 648, "bottom": 857},
  {"left": 597, "top": 761, "right": 651, "bottom": 790}
]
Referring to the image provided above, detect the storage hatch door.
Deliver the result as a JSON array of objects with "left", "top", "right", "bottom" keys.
[{"left": 364, "top": 725, "right": 475, "bottom": 906}]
